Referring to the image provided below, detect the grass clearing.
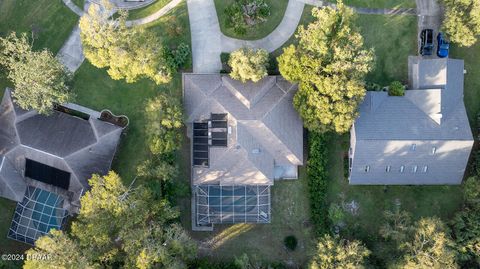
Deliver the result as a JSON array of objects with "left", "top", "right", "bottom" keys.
[
  {"left": 451, "top": 44, "right": 480, "bottom": 129},
  {"left": 0, "top": 0, "right": 78, "bottom": 54},
  {"left": 183, "top": 168, "right": 315, "bottom": 266},
  {"left": 214, "top": 0, "right": 289, "bottom": 40},
  {"left": 357, "top": 14, "right": 417, "bottom": 86},
  {"left": 127, "top": 0, "right": 170, "bottom": 20}
]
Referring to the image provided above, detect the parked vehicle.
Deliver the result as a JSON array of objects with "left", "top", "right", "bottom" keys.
[
  {"left": 437, "top": 32, "right": 449, "bottom": 58},
  {"left": 420, "top": 29, "right": 434, "bottom": 56}
]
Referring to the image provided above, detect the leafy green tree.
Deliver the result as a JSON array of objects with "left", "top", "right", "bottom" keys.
[
  {"left": 145, "top": 94, "right": 183, "bottom": 155},
  {"left": 442, "top": 0, "right": 480, "bottom": 47},
  {"left": 29, "top": 171, "right": 196, "bottom": 268},
  {"left": 277, "top": 2, "right": 374, "bottom": 133},
  {"left": 228, "top": 47, "right": 269, "bottom": 83},
  {"left": 24, "top": 230, "right": 93, "bottom": 269},
  {"left": 451, "top": 177, "right": 480, "bottom": 266},
  {"left": 137, "top": 158, "right": 177, "bottom": 182},
  {"left": 0, "top": 32, "right": 72, "bottom": 115},
  {"left": 379, "top": 209, "right": 413, "bottom": 242},
  {"left": 79, "top": 4, "right": 187, "bottom": 84},
  {"left": 309, "top": 235, "right": 370, "bottom": 269},
  {"left": 401, "top": 217, "right": 457, "bottom": 269},
  {"left": 452, "top": 207, "right": 480, "bottom": 266}
]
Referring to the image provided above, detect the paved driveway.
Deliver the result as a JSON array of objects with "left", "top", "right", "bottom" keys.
[{"left": 416, "top": 0, "right": 442, "bottom": 58}]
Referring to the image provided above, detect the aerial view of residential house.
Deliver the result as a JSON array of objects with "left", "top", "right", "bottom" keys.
[
  {"left": 183, "top": 74, "right": 303, "bottom": 228},
  {"left": 0, "top": 89, "right": 124, "bottom": 244},
  {"left": 349, "top": 57, "right": 474, "bottom": 185}
]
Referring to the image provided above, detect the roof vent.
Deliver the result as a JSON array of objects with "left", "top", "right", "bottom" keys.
[{"left": 252, "top": 148, "right": 261, "bottom": 154}]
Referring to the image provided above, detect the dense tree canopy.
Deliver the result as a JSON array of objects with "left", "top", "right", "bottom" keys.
[
  {"left": 145, "top": 94, "right": 183, "bottom": 155},
  {"left": 451, "top": 177, "right": 480, "bottom": 267},
  {"left": 228, "top": 47, "right": 269, "bottom": 82},
  {"left": 79, "top": 4, "right": 188, "bottom": 84},
  {"left": 0, "top": 32, "right": 72, "bottom": 115},
  {"left": 26, "top": 172, "right": 196, "bottom": 269},
  {"left": 401, "top": 217, "right": 457, "bottom": 269},
  {"left": 309, "top": 235, "right": 370, "bottom": 269},
  {"left": 442, "top": 0, "right": 480, "bottom": 47},
  {"left": 277, "top": 2, "right": 374, "bottom": 133}
]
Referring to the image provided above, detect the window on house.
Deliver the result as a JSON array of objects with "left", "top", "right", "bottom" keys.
[
  {"left": 400, "top": 165, "right": 405, "bottom": 173},
  {"left": 412, "top": 165, "right": 418, "bottom": 173},
  {"left": 364, "top": 166, "right": 370, "bottom": 172},
  {"left": 386, "top": 165, "right": 391, "bottom": 172},
  {"left": 431, "top": 147, "right": 437, "bottom": 155},
  {"left": 423, "top": 166, "right": 428, "bottom": 173},
  {"left": 411, "top": 144, "right": 416, "bottom": 151}
]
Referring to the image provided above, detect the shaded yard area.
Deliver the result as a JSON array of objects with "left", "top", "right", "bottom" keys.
[
  {"left": 179, "top": 168, "right": 315, "bottom": 266},
  {"left": 214, "top": 0, "right": 289, "bottom": 40},
  {"left": 451, "top": 44, "right": 480, "bottom": 129}
]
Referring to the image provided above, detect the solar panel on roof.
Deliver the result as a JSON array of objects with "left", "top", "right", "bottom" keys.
[
  {"left": 212, "top": 140, "right": 227, "bottom": 147},
  {"left": 212, "top": 132, "right": 227, "bottom": 139},
  {"left": 211, "top": 113, "right": 228, "bottom": 121},
  {"left": 25, "top": 159, "right": 70, "bottom": 190},
  {"left": 193, "top": 144, "right": 208, "bottom": 151},
  {"left": 8, "top": 187, "right": 68, "bottom": 245},
  {"left": 196, "top": 185, "right": 271, "bottom": 225},
  {"left": 211, "top": 121, "right": 227, "bottom": 128},
  {"left": 193, "top": 122, "right": 208, "bottom": 129}
]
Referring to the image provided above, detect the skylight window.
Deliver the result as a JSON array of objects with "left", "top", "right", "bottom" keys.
[
  {"left": 400, "top": 165, "right": 405, "bottom": 173},
  {"left": 412, "top": 165, "right": 418, "bottom": 173},
  {"left": 364, "top": 166, "right": 370, "bottom": 172},
  {"left": 423, "top": 166, "right": 428, "bottom": 173},
  {"left": 386, "top": 165, "right": 391, "bottom": 172},
  {"left": 431, "top": 147, "right": 437, "bottom": 155},
  {"left": 411, "top": 144, "right": 416, "bottom": 151}
]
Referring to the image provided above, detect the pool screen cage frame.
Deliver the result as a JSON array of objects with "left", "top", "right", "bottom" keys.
[
  {"left": 7, "top": 186, "right": 69, "bottom": 245},
  {"left": 195, "top": 185, "right": 271, "bottom": 225}
]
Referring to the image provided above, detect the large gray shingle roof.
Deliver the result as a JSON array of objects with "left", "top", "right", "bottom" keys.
[
  {"left": 350, "top": 57, "right": 473, "bottom": 185},
  {"left": 183, "top": 74, "right": 304, "bottom": 186},
  {"left": 355, "top": 58, "right": 472, "bottom": 141},
  {"left": 0, "top": 89, "right": 123, "bottom": 206}
]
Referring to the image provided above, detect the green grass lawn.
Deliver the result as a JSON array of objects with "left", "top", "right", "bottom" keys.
[
  {"left": 181, "top": 168, "right": 315, "bottom": 266},
  {"left": 451, "top": 44, "right": 480, "bottom": 129},
  {"left": 0, "top": 0, "right": 78, "bottom": 54},
  {"left": 128, "top": 0, "right": 170, "bottom": 20},
  {"left": 214, "top": 0, "right": 289, "bottom": 40},
  {"left": 71, "top": 0, "right": 85, "bottom": 10},
  {"left": 357, "top": 14, "right": 417, "bottom": 86},
  {"left": 340, "top": 0, "right": 416, "bottom": 8}
]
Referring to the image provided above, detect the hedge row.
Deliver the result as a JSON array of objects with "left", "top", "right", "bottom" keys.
[{"left": 307, "top": 132, "right": 330, "bottom": 236}]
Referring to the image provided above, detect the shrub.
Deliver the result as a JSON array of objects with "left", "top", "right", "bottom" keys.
[
  {"left": 388, "top": 81, "right": 405, "bottom": 96},
  {"left": 224, "top": 0, "right": 271, "bottom": 35},
  {"left": 228, "top": 47, "right": 269, "bottom": 82},
  {"left": 284, "top": 235, "right": 298, "bottom": 251},
  {"left": 307, "top": 132, "right": 330, "bottom": 235}
]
